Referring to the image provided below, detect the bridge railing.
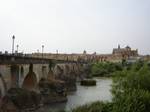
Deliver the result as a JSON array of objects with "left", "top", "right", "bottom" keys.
[{"left": 0, "top": 54, "right": 88, "bottom": 64}]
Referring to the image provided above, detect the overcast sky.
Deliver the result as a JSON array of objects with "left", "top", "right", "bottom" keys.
[{"left": 0, "top": 0, "right": 150, "bottom": 54}]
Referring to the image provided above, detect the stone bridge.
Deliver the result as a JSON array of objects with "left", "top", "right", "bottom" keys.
[{"left": 0, "top": 54, "right": 86, "bottom": 97}]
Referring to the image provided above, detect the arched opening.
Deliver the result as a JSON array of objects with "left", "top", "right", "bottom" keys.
[
  {"left": 21, "top": 66, "right": 24, "bottom": 76},
  {"left": 11, "top": 65, "right": 19, "bottom": 87},
  {"left": 42, "top": 66, "right": 47, "bottom": 78},
  {"left": 0, "top": 74, "right": 6, "bottom": 98},
  {"left": 65, "top": 65, "right": 70, "bottom": 75},
  {"left": 19, "top": 66, "right": 24, "bottom": 87},
  {"left": 22, "top": 64, "right": 37, "bottom": 91}
]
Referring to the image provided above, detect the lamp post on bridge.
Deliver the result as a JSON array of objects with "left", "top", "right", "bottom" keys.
[
  {"left": 42, "top": 45, "right": 44, "bottom": 58},
  {"left": 12, "top": 35, "right": 15, "bottom": 54},
  {"left": 16, "top": 45, "right": 19, "bottom": 53},
  {"left": 37, "top": 49, "right": 39, "bottom": 53}
]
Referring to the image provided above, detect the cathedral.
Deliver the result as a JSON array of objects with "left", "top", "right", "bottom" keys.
[{"left": 112, "top": 45, "right": 138, "bottom": 58}]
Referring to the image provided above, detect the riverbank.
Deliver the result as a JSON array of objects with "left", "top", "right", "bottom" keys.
[
  {"left": 72, "top": 61, "right": 150, "bottom": 112},
  {"left": 72, "top": 101, "right": 113, "bottom": 112}
]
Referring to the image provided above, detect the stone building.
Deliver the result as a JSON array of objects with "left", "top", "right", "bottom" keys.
[{"left": 112, "top": 45, "right": 138, "bottom": 59}]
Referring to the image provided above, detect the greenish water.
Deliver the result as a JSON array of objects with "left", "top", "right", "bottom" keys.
[{"left": 38, "top": 78, "right": 112, "bottom": 112}]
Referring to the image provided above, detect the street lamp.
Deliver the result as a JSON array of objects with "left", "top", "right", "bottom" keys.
[
  {"left": 12, "top": 35, "right": 15, "bottom": 54},
  {"left": 16, "top": 45, "right": 19, "bottom": 53},
  {"left": 37, "top": 49, "right": 39, "bottom": 53},
  {"left": 42, "top": 45, "right": 44, "bottom": 58}
]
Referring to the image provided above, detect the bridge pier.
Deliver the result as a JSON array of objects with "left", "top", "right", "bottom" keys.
[{"left": 22, "top": 64, "right": 38, "bottom": 91}]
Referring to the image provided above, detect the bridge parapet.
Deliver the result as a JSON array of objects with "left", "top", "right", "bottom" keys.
[
  {"left": 0, "top": 54, "right": 51, "bottom": 64},
  {"left": 0, "top": 54, "right": 88, "bottom": 97},
  {"left": 0, "top": 54, "right": 86, "bottom": 65}
]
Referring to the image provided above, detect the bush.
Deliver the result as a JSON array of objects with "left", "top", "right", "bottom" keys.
[
  {"left": 112, "top": 62, "right": 150, "bottom": 112},
  {"left": 112, "top": 89, "right": 150, "bottom": 112},
  {"left": 91, "top": 62, "right": 123, "bottom": 77}
]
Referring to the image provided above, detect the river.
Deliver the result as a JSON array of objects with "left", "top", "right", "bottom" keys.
[{"left": 38, "top": 78, "right": 112, "bottom": 112}]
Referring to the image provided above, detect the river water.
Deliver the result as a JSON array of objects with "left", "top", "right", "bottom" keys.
[{"left": 38, "top": 78, "right": 112, "bottom": 112}]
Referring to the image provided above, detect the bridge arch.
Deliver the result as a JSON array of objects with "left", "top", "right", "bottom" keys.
[
  {"left": 22, "top": 64, "right": 37, "bottom": 91},
  {"left": 0, "top": 73, "right": 7, "bottom": 98},
  {"left": 19, "top": 66, "right": 24, "bottom": 87},
  {"left": 20, "top": 66, "right": 24, "bottom": 76}
]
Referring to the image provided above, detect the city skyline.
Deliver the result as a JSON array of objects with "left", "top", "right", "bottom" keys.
[{"left": 0, "top": 0, "right": 150, "bottom": 55}]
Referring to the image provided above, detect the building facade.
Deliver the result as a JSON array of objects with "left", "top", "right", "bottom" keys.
[{"left": 112, "top": 45, "right": 138, "bottom": 59}]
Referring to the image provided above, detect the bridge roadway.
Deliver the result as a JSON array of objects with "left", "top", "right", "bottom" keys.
[{"left": 0, "top": 54, "right": 87, "bottom": 64}]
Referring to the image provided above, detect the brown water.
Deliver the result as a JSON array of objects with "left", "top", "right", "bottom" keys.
[{"left": 37, "top": 78, "right": 112, "bottom": 112}]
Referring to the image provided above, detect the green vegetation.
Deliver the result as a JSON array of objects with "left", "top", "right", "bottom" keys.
[
  {"left": 80, "top": 79, "right": 96, "bottom": 86},
  {"left": 67, "top": 61, "right": 150, "bottom": 112},
  {"left": 72, "top": 101, "right": 113, "bottom": 112},
  {"left": 91, "top": 62, "right": 123, "bottom": 77},
  {"left": 112, "top": 61, "right": 150, "bottom": 112}
]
